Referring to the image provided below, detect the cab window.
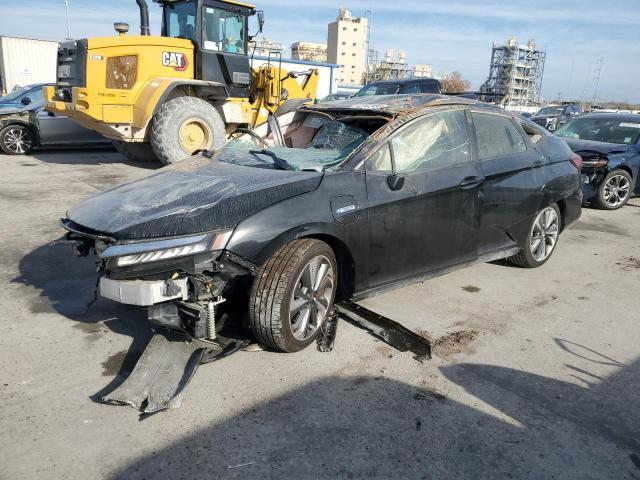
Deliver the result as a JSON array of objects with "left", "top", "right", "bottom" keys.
[
  {"left": 202, "top": 7, "right": 246, "bottom": 54},
  {"left": 164, "top": 2, "right": 197, "bottom": 41}
]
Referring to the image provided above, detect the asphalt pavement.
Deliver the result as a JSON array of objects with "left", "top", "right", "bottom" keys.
[{"left": 1, "top": 147, "right": 639, "bottom": 479}]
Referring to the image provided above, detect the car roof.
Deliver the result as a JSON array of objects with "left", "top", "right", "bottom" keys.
[
  {"left": 579, "top": 112, "right": 640, "bottom": 122},
  {"left": 307, "top": 93, "right": 498, "bottom": 118},
  {"left": 367, "top": 78, "right": 440, "bottom": 85}
]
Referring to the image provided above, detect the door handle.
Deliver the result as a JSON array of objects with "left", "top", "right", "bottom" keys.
[{"left": 459, "top": 176, "right": 484, "bottom": 189}]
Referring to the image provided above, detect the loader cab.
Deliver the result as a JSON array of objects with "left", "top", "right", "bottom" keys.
[{"left": 160, "top": 0, "right": 258, "bottom": 96}]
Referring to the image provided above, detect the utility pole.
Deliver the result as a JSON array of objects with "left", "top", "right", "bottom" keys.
[
  {"left": 64, "top": 0, "right": 71, "bottom": 40},
  {"left": 364, "top": 10, "right": 372, "bottom": 85},
  {"left": 592, "top": 57, "right": 603, "bottom": 106}
]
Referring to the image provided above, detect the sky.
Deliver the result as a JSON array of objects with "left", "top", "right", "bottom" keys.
[{"left": 1, "top": 0, "right": 638, "bottom": 103}]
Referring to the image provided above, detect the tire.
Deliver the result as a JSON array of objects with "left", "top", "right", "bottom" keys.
[
  {"left": 0, "top": 124, "right": 36, "bottom": 155},
  {"left": 112, "top": 140, "right": 158, "bottom": 162},
  {"left": 509, "top": 204, "right": 561, "bottom": 268},
  {"left": 249, "top": 239, "right": 337, "bottom": 353},
  {"left": 593, "top": 169, "right": 632, "bottom": 210},
  {"left": 150, "top": 96, "right": 226, "bottom": 166}
]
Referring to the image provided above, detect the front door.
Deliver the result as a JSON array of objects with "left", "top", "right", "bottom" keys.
[{"left": 364, "top": 109, "right": 482, "bottom": 289}]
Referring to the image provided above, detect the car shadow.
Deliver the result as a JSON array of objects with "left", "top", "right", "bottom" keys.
[
  {"left": 30, "top": 146, "right": 159, "bottom": 170},
  {"left": 110, "top": 358, "right": 640, "bottom": 479},
  {"left": 13, "top": 240, "right": 153, "bottom": 395}
]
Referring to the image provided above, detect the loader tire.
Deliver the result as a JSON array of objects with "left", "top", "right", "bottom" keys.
[
  {"left": 112, "top": 141, "right": 157, "bottom": 162},
  {"left": 150, "top": 96, "right": 226, "bottom": 166},
  {"left": 249, "top": 239, "right": 337, "bottom": 353}
]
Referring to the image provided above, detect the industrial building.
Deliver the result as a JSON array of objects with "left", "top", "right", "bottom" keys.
[
  {"left": 365, "top": 49, "right": 411, "bottom": 83},
  {"left": 327, "top": 8, "right": 368, "bottom": 86},
  {"left": 251, "top": 37, "right": 284, "bottom": 57},
  {"left": 413, "top": 64, "right": 434, "bottom": 79},
  {"left": 480, "top": 37, "right": 546, "bottom": 107},
  {"left": 291, "top": 42, "right": 327, "bottom": 63}
]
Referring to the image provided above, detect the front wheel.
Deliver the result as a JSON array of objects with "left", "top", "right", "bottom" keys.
[
  {"left": 509, "top": 204, "right": 561, "bottom": 268},
  {"left": 0, "top": 125, "right": 35, "bottom": 155},
  {"left": 249, "top": 239, "right": 337, "bottom": 353},
  {"left": 593, "top": 170, "right": 632, "bottom": 210},
  {"left": 150, "top": 96, "right": 226, "bottom": 166}
]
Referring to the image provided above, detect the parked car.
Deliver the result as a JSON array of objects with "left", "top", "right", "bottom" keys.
[
  {"left": 0, "top": 83, "right": 107, "bottom": 155},
  {"left": 531, "top": 104, "right": 582, "bottom": 132},
  {"left": 353, "top": 78, "right": 443, "bottom": 97},
  {"left": 556, "top": 113, "right": 640, "bottom": 209},
  {"left": 519, "top": 112, "right": 534, "bottom": 119},
  {"left": 61, "top": 94, "right": 582, "bottom": 353}
]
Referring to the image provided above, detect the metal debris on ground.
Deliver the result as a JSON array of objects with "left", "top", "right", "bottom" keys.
[
  {"left": 316, "top": 309, "right": 340, "bottom": 352},
  {"left": 337, "top": 301, "right": 432, "bottom": 362}
]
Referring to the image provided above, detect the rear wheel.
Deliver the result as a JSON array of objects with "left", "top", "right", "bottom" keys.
[
  {"left": 0, "top": 125, "right": 35, "bottom": 155},
  {"left": 150, "top": 96, "right": 226, "bottom": 166},
  {"left": 593, "top": 170, "right": 632, "bottom": 210},
  {"left": 509, "top": 204, "right": 561, "bottom": 268},
  {"left": 249, "top": 239, "right": 337, "bottom": 353},
  {"left": 112, "top": 140, "right": 157, "bottom": 162}
]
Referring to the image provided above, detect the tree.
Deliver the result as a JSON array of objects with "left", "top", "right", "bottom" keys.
[{"left": 441, "top": 71, "right": 472, "bottom": 93}]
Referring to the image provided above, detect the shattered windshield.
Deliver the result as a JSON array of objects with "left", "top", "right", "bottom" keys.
[
  {"left": 556, "top": 117, "right": 640, "bottom": 145},
  {"left": 213, "top": 121, "right": 370, "bottom": 171}
]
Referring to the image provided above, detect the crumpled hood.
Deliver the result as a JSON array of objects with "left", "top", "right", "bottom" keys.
[
  {"left": 67, "top": 157, "right": 323, "bottom": 240},
  {"left": 564, "top": 138, "right": 630, "bottom": 155},
  {"left": 0, "top": 104, "right": 26, "bottom": 115}
]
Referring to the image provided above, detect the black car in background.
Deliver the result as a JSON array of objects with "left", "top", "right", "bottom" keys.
[
  {"left": 62, "top": 95, "right": 582, "bottom": 353},
  {"left": 0, "top": 83, "right": 106, "bottom": 155},
  {"left": 353, "top": 78, "right": 443, "bottom": 97},
  {"left": 556, "top": 113, "right": 640, "bottom": 209},
  {"left": 531, "top": 104, "right": 583, "bottom": 132}
]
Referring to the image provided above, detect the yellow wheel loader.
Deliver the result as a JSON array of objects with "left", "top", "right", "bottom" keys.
[{"left": 44, "top": 0, "right": 319, "bottom": 165}]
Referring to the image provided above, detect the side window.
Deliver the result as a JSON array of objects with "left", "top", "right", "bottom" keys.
[
  {"left": 472, "top": 112, "right": 527, "bottom": 160},
  {"left": 521, "top": 121, "right": 545, "bottom": 144},
  {"left": 391, "top": 110, "right": 471, "bottom": 173},
  {"left": 418, "top": 82, "right": 439, "bottom": 94},
  {"left": 366, "top": 144, "right": 392, "bottom": 172},
  {"left": 400, "top": 83, "right": 420, "bottom": 94}
]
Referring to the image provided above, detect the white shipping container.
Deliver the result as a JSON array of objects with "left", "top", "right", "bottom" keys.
[{"left": 0, "top": 36, "right": 59, "bottom": 94}]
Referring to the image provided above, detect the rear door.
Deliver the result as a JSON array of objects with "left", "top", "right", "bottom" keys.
[
  {"left": 470, "top": 111, "right": 545, "bottom": 255},
  {"left": 364, "top": 109, "right": 482, "bottom": 288}
]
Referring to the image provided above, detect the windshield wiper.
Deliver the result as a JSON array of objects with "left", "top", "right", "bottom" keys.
[{"left": 249, "top": 149, "right": 294, "bottom": 171}]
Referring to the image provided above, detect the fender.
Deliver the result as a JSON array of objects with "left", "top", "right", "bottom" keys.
[{"left": 133, "top": 78, "right": 229, "bottom": 129}]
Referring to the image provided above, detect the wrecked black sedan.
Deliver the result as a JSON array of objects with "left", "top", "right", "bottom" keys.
[
  {"left": 556, "top": 113, "right": 640, "bottom": 209},
  {"left": 62, "top": 94, "right": 582, "bottom": 353}
]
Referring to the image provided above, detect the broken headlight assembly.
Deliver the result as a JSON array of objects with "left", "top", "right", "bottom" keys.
[{"left": 100, "top": 230, "right": 232, "bottom": 267}]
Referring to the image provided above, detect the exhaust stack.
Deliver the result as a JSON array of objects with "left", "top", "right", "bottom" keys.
[{"left": 136, "top": 0, "right": 151, "bottom": 35}]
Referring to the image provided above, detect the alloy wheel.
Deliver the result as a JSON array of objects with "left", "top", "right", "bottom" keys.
[
  {"left": 602, "top": 174, "right": 630, "bottom": 208},
  {"left": 289, "top": 255, "right": 335, "bottom": 341},
  {"left": 530, "top": 207, "right": 559, "bottom": 262},
  {"left": 3, "top": 128, "right": 32, "bottom": 154}
]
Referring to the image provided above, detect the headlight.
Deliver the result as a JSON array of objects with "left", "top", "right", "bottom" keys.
[
  {"left": 106, "top": 55, "right": 138, "bottom": 89},
  {"left": 100, "top": 231, "right": 232, "bottom": 267}
]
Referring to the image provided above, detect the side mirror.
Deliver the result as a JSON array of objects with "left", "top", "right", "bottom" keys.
[
  {"left": 386, "top": 174, "right": 405, "bottom": 191},
  {"left": 21, "top": 97, "right": 31, "bottom": 105},
  {"left": 257, "top": 10, "right": 264, "bottom": 33}
]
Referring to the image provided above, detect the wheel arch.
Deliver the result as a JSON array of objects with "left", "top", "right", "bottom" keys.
[{"left": 240, "top": 224, "right": 357, "bottom": 301}]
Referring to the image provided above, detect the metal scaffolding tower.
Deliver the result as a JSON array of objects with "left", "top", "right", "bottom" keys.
[{"left": 480, "top": 37, "right": 546, "bottom": 107}]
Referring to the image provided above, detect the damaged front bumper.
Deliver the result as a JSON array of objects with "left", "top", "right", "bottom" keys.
[{"left": 60, "top": 219, "right": 257, "bottom": 342}]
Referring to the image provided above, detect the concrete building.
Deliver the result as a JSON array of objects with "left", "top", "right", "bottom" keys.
[
  {"left": 291, "top": 42, "right": 327, "bottom": 63},
  {"left": 413, "top": 64, "right": 434, "bottom": 79},
  {"left": 327, "top": 8, "right": 368, "bottom": 86}
]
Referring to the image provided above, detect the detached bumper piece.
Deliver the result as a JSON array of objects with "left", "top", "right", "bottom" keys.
[
  {"left": 102, "top": 328, "right": 252, "bottom": 414},
  {"left": 338, "top": 301, "right": 432, "bottom": 362}
]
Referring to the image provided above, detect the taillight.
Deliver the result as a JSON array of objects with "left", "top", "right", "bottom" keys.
[{"left": 570, "top": 153, "right": 583, "bottom": 171}]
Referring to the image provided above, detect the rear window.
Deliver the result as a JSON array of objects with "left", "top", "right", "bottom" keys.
[{"left": 472, "top": 113, "right": 527, "bottom": 159}]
